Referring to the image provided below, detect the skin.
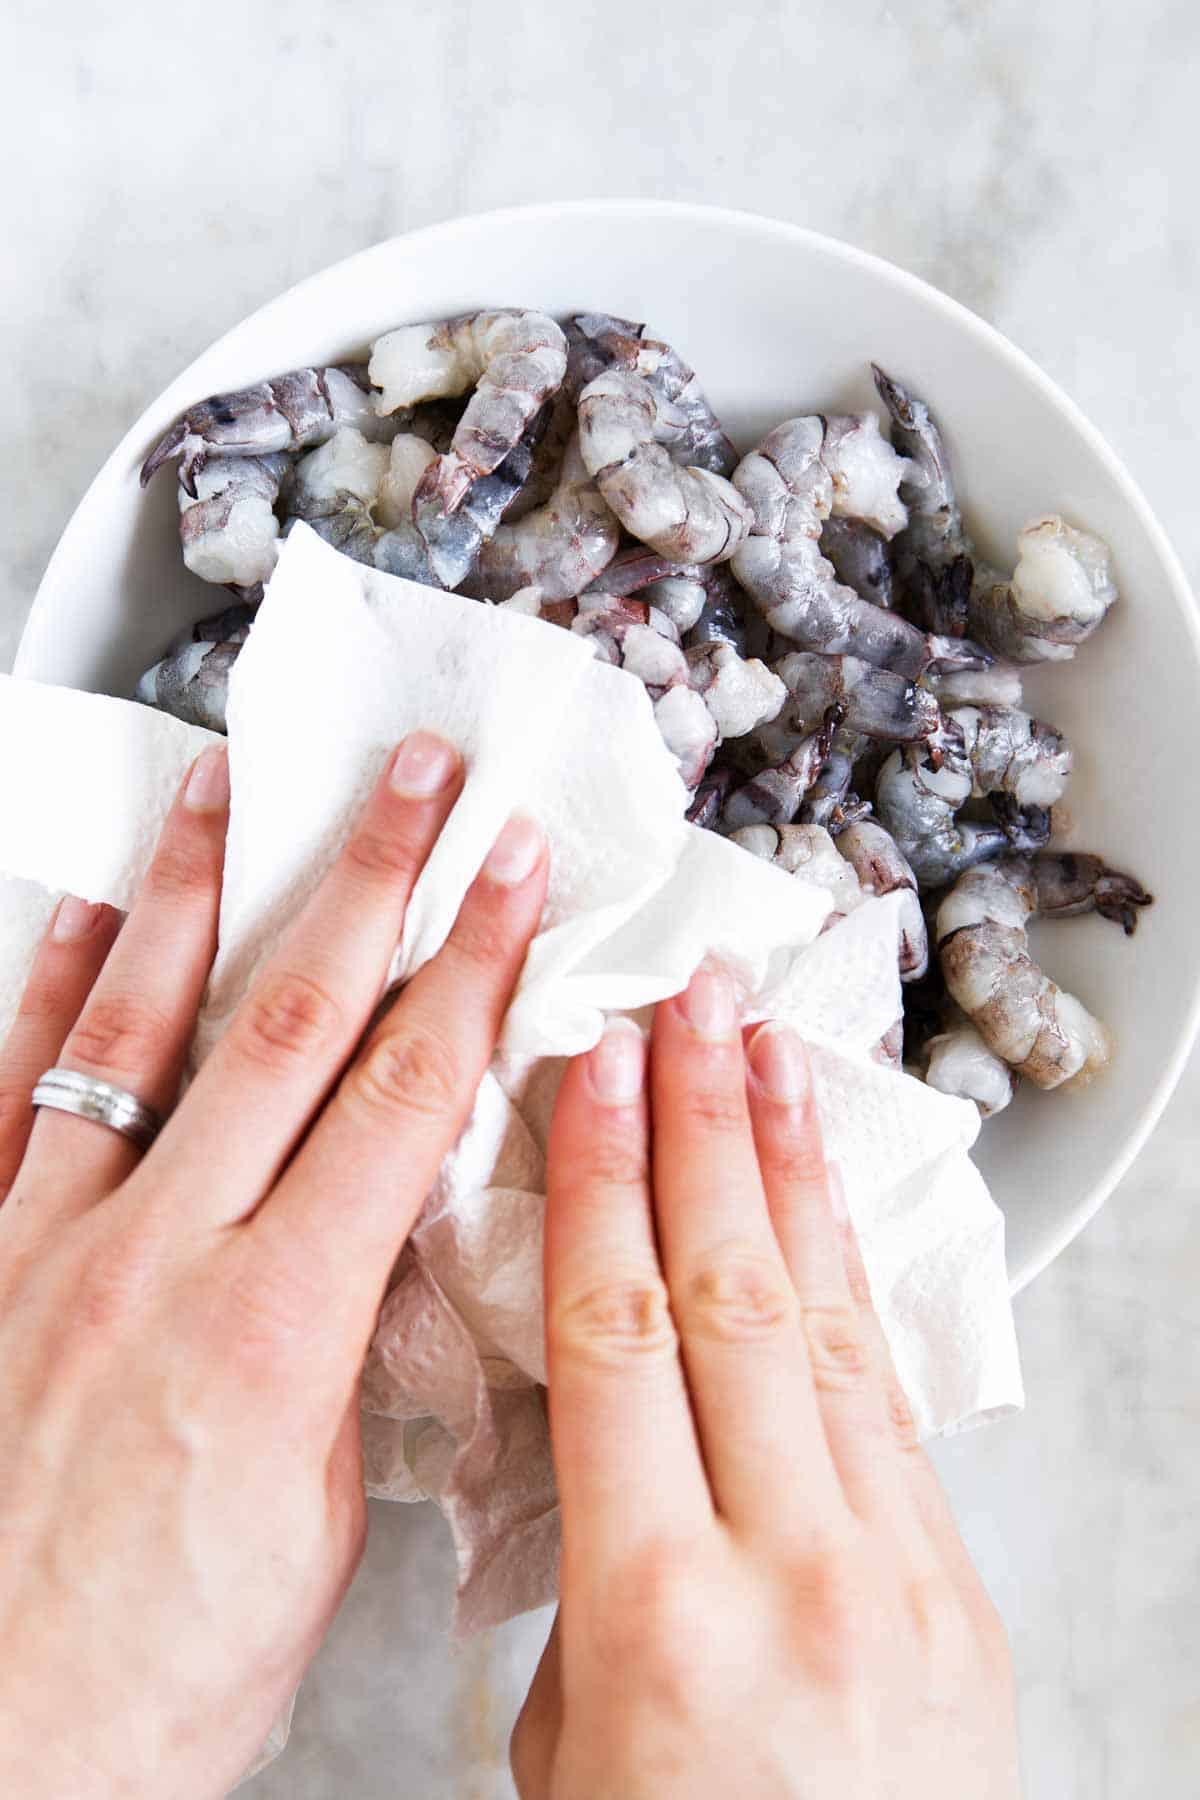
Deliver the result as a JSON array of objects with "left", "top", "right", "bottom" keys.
[{"left": 0, "top": 734, "right": 1021, "bottom": 1799}]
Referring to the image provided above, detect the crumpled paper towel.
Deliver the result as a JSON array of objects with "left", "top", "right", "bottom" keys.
[{"left": 0, "top": 523, "right": 1023, "bottom": 1648}]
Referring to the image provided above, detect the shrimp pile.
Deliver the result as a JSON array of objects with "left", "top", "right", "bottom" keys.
[{"left": 140, "top": 324, "right": 1150, "bottom": 1118}]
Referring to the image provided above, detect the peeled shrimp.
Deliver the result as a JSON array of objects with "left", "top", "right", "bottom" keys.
[
  {"left": 965, "top": 516, "right": 1118, "bottom": 664},
  {"left": 731, "top": 822, "right": 866, "bottom": 919},
  {"left": 936, "top": 853, "right": 1152, "bottom": 1087},
  {"left": 772, "top": 650, "right": 940, "bottom": 744},
  {"left": 287, "top": 427, "right": 392, "bottom": 523},
  {"left": 459, "top": 434, "right": 620, "bottom": 602},
  {"left": 819, "top": 516, "right": 894, "bottom": 609},
  {"left": 871, "top": 365, "right": 973, "bottom": 592},
  {"left": 136, "top": 637, "right": 242, "bottom": 733},
  {"left": 141, "top": 365, "right": 384, "bottom": 488},
  {"left": 797, "top": 734, "right": 872, "bottom": 834},
  {"left": 924, "top": 1016, "right": 1017, "bottom": 1117},
  {"left": 176, "top": 452, "right": 291, "bottom": 588},
  {"left": 721, "top": 725, "right": 836, "bottom": 831},
  {"left": 834, "top": 818, "right": 928, "bottom": 981},
  {"left": 686, "top": 642, "right": 787, "bottom": 743},
  {"left": 578, "top": 370, "right": 752, "bottom": 565},
  {"left": 569, "top": 313, "right": 738, "bottom": 474},
  {"left": 730, "top": 418, "right": 985, "bottom": 679},
  {"left": 875, "top": 703, "right": 1068, "bottom": 889}
]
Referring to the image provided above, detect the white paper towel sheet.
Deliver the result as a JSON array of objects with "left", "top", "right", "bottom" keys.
[{"left": 0, "top": 524, "right": 1023, "bottom": 1640}]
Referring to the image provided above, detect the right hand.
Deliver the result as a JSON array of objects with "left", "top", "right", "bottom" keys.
[{"left": 513, "top": 966, "right": 1022, "bottom": 1799}]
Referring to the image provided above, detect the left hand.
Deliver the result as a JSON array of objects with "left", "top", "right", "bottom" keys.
[{"left": 0, "top": 732, "right": 547, "bottom": 1799}]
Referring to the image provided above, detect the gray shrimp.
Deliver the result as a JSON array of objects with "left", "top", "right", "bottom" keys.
[
  {"left": 875, "top": 704, "right": 1069, "bottom": 889},
  {"left": 141, "top": 364, "right": 384, "bottom": 489},
  {"left": 721, "top": 720, "right": 837, "bottom": 831},
  {"left": 797, "top": 734, "right": 873, "bottom": 834},
  {"left": 834, "top": 818, "right": 928, "bottom": 981},
  {"left": 923, "top": 1012, "right": 1017, "bottom": 1117},
  {"left": 819, "top": 516, "right": 894, "bottom": 609},
  {"left": 459, "top": 433, "right": 620, "bottom": 602},
  {"left": 136, "top": 637, "right": 242, "bottom": 734},
  {"left": 936, "top": 853, "right": 1152, "bottom": 1087},
  {"left": 174, "top": 451, "right": 291, "bottom": 589},
  {"left": 871, "top": 364, "right": 973, "bottom": 595},
  {"left": 585, "top": 554, "right": 745, "bottom": 641},
  {"left": 730, "top": 418, "right": 987, "bottom": 680},
  {"left": 771, "top": 650, "right": 940, "bottom": 744},
  {"left": 568, "top": 313, "right": 737, "bottom": 474},
  {"left": 577, "top": 369, "right": 752, "bottom": 565}
]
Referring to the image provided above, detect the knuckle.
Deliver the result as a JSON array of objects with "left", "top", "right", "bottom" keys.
[
  {"left": 550, "top": 1274, "right": 678, "bottom": 1370},
  {"left": 343, "top": 824, "right": 421, "bottom": 884},
  {"left": 760, "top": 1136, "right": 829, "bottom": 1196},
  {"left": 345, "top": 1026, "right": 461, "bottom": 1123},
  {"left": 220, "top": 1243, "right": 327, "bottom": 1359},
  {"left": 887, "top": 1381, "right": 922, "bottom": 1452},
  {"left": 678, "top": 1247, "right": 795, "bottom": 1344},
  {"left": 598, "top": 1536, "right": 707, "bottom": 1678},
  {"left": 786, "top": 1545, "right": 874, "bottom": 1677},
  {"left": 237, "top": 971, "right": 343, "bottom": 1072},
  {"left": 675, "top": 1084, "right": 748, "bottom": 1138},
  {"left": 72, "top": 1231, "right": 161, "bottom": 1334},
  {"left": 68, "top": 993, "right": 175, "bottom": 1077},
  {"left": 144, "top": 837, "right": 215, "bottom": 905},
  {"left": 444, "top": 907, "right": 516, "bottom": 978},
  {"left": 801, "top": 1303, "right": 872, "bottom": 1391},
  {"left": 574, "top": 1136, "right": 650, "bottom": 1195}
]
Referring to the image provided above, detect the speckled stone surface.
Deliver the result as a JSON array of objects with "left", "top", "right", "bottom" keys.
[{"left": 4, "top": 4, "right": 1198, "bottom": 1794}]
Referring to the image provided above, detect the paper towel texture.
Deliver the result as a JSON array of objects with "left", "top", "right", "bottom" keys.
[{"left": 0, "top": 525, "right": 1023, "bottom": 1639}]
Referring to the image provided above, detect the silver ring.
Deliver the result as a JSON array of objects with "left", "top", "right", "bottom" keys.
[{"left": 32, "top": 1068, "right": 164, "bottom": 1152}]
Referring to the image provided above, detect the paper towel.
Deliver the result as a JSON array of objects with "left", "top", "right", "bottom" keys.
[{"left": 0, "top": 523, "right": 1023, "bottom": 1647}]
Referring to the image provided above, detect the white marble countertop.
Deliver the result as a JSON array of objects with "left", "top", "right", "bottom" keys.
[{"left": 5, "top": 3, "right": 1198, "bottom": 1794}]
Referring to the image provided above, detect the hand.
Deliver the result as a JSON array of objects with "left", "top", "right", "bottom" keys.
[
  {"left": 513, "top": 966, "right": 1022, "bottom": 1799},
  {"left": 0, "top": 733, "right": 547, "bottom": 1799}
]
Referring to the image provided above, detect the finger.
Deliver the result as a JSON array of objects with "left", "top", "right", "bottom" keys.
[
  {"left": 152, "top": 732, "right": 464, "bottom": 1223},
  {"left": 21, "top": 747, "right": 229, "bottom": 1217},
  {"left": 509, "top": 1614, "right": 561, "bottom": 1800},
  {"left": 746, "top": 1021, "right": 928, "bottom": 1534},
  {"left": 650, "top": 972, "right": 843, "bottom": 1538},
  {"left": 0, "top": 898, "right": 122, "bottom": 1207},
  {"left": 543, "top": 1022, "right": 712, "bottom": 1578},
  {"left": 250, "top": 811, "right": 548, "bottom": 1315},
  {"left": 834, "top": 1205, "right": 973, "bottom": 1580}
]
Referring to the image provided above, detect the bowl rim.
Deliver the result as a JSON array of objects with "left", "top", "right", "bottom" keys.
[{"left": 21, "top": 197, "right": 1200, "bottom": 1294}]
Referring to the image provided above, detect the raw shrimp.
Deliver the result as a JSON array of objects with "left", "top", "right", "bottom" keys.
[
  {"left": 936, "top": 853, "right": 1152, "bottom": 1087},
  {"left": 925, "top": 661, "right": 1024, "bottom": 709},
  {"left": 286, "top": 427, "right": 391, "bottom": 523},
  {"left": 686, "top": 764, "right": 735, "bottom": 830},
  {"left": 683, "top": 563, "right": 749, "bottom": 651},
  {"left": 569, "top": 313, "right": 738, "bottom": 474},
  {"left": 820, "top": 516, "right": 894, "bottom": 609},
  {"left": 964, "top": 516, "right": 1118, "bottom": 664},
  {"left": 685, "top": 641, "right": 787, "bottom": 743},
  {"left": 835, "top": 818, "right": 928, "bottom": 981},
  {"left": 459, "top": 434, "right": 620, "bottom": 602},
  {"left": 176, "top": 452, "right": 291, "bottom": 588},
  {"left": 136, "top": 638, "right": 241, "bottom": 734},
  {"left": 376, "top": 434, "right": 438, "bottom": 528},
  {"left": 771, "top": 650, "right": 940, "bottom": 744},
  {"left": 797, "top": 733, "right": 872, "bottom": 834},
  {"left": 577, "top": 370, "right": 752, "bottom": 565},
  {"left": 370, "top": 309, "right": 566, "bottom": 478},
  {"left": 871, "top": 364, "right": 973, "bottom": 590},
  {"left": 923, "top": 1014, "right": 1017, "bottom": 1117},
  {"left": 730, "top": 418, "right": 987, "bottom": 679},
  {"left": 875, "top": 703, "right": 1068, "bottom": 888},
  {"left": 721, "top": 721, "right": 837, "bottom": 831},
  {"left": 730, "top": 822, "right": 865, "bottom": 919},
  {"left": 141, "top": 364, "right": 383, "bottom": 488}
]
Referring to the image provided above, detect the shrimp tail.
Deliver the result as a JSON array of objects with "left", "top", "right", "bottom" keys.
[{"left": 140, "top": 420, "right": 188, "bottom": 488}]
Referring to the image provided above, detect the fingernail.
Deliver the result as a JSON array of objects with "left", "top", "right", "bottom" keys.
[
  {"left": 51, "top": 894, "right": 102, "bottom": 943},
  {"left": 676, "top": 962, "right": 736, "bottom": 1039},
  {"left": 184, "top": 745, "right": 230, "bottom": 812},
  {"left": 587, "top": 1019, "right": 645, "bottom": 1103},
  {"left": 389, "top": 731, "right": 459, "bottom": 797},
  {"left": 483, "top": 813, "right": 543, "bottom": 887},
  {"left": 747, "top": 1021, "right": 810, "bottom": 1101}
]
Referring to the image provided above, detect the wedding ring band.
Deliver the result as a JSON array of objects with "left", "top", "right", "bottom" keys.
[{"left": 32, "top": 1068, "right": 165, "bottom": 1152}]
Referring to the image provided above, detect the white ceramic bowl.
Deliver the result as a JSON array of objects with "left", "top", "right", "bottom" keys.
[{"left": 17, "top": 200, "right": 1200, "bottom": 1290}]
